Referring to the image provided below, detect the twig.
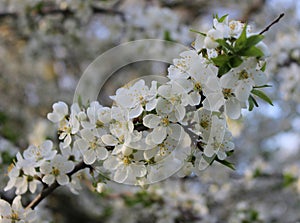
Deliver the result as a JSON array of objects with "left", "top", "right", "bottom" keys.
[
  {"left": 26, "top": 161, "right": 89, "bottom": 210},
  {"left": 259, "top": 13, "right": 285, "bottom": 35}
]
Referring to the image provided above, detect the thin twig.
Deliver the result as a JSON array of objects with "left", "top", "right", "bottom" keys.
[
  {"left": 26, "top": 162, "right": 89, "bottom": 210},
  {"left": 259, "top": 13, "right": 285, "bottom": 35}
]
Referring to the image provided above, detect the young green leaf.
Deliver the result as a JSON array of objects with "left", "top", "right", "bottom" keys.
[
  {"left": 251, "top": 89, "right": 274, "bottom": 106},
  {"left": 218, "top": 64, "right": 231, "bottom": 76},
  {"left": 253, "top": 84, "right": 272, "bottom": 89},
  {"left": 240, "top": 46, "right": 264, "bottom": 57},
  {"left": 189, "top": 29, "right": 207, "bottom": 36},
  {"left": 215, "top": 39, "right": 234, "bottom": 51},
  {"left": 248, "top": 95, "right": 259, "bottom": 111},
  {"left": 215, "top": 158, "right": 236, "bottom": 170},
  {"left": 218, "top": 14, "right": 228, "bottom": 23},
  {"left": 245, "top": 34, "right": 264, "bottom": 48},
  {"left": 260, "top": 62, "right": 267, "bottom": 72},
  {"left": 211, "top": 54, "right": 229, "bottom": 67},
  {"left": 235, "top": 23, "right": 247, "bottom": 50},
  {"left": 229, "top": 56, "right": 243, "bottom": 68}
]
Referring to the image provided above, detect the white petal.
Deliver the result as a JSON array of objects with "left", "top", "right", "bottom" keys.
[
  {"left": 40, "top": 162, "right": 52, "bottom": 174},
  {"left": 220, "top": 72, "right": 236, "bottom": 88},
  {"left": 61, "top": 161, "right": 75, "bottom": 173},
  {"left": 144, "top": 148, "right": 158, "bottom": 160},
  {"left": 145, "top": 99, "right": 157, "bottom": 111},
  {"left": 42, "top": 140, "right": 53, "bottom": 151},
  {"left": 150, "top": 126, "right": 167, "bottom": 144},
  {"left": 11, "top": 195, "right": 23, "bottom": 210},
  {"left": 217, "top": 151, "right": 227, "bottom": 160},
  {"left": 174, "top": 104, "right": 185, "bottom": 121},
  {"left": 63, "top": 134, "right": 72, "bottom": 148},
  {"left": 80, "top": 129, "right": 94, "bottom": 142},
  {"left": 42, "top": 174, "right": 55, "bottom": 185},
  {"left": 225, "top": 98, "right": 241, "bottom": 119},
  {"left": 57, "top": 174, "right": 69, "bottom": 185},
  {"left": 103, "top": 156, "right": 119, "bottom": 170},
  {"left": 114, "top": 166, "right": 128, "bottom": 183},
  {"left": 203, "top": 93, "right": 224, "bottom": 111},
  {"left": 54, "top": 101, "right": 68, "bottom": 115},
  {"left": 204, "top": 146, "right": 215, "bottom": 157},
  {"left": 83, "top": 150, "right": 96, "bottom": 165},
  {"left": 47, "top": 113, "right": 60, "bottom": 123},
  {"left": 188, "top": 91, "right": 201, "bottom": 106},
  {"left": 168, "top": 124, "right": 182, "bottom": 140},
  {"left": 129, "top": 105, "right": 143, "bottom": 119},
  {"left": 96, "top": 148, "right": 109, "bottom": 160},
  {"left": 29, "top": 181, "right": 38, "bottom": 193},
  {"left": 143, "top": 114, "right": 161, "bottom": 128},
  {"left": 74, "top": 139, "right": 89, "bottom": 152},
  {"left": 156, "top": 98, "right": 173, "bottom": 114},
  {"left": 0, "top": 199, "right": 11, "bottom": 216},
  {"left": 101, "top": 134, "right": 118, "bottom": 146},
  {"left": 235, "top": 82, "right": 252, "bottom": 102},
  {"left": 131, "top": 165, "right": 147, "bottom": 177}
]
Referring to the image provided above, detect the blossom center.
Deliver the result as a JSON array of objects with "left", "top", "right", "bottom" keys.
[
  {"left": 222, "top": 88, "right": 233, "bottom": 99},
  {"left": 52, "top": 167, "right": 60, "bottom": 176},
  {"left": 238, "top": 69, "right": 249, "bottom": 80},
  {"left": 161, "top": 117, "right": 170, "bottom": 127},
  {"left": 123, "top": 157, "right": 131, "bottom": 165}
]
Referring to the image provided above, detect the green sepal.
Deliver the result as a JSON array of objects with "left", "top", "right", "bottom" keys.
[{"left": 251, "top": 89, "right": 274, "bottom": 106}]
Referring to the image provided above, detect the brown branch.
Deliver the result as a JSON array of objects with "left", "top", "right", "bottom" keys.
[
  {"left": 26, "top": 161, "right": 90, "bottom": 210},
  {"left": 259, "top": 13, "right": 285, "bottom": 35}
]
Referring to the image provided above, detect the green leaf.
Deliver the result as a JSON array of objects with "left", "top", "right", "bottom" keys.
[
  {"left": 245, "top": 34, "right": 264, "bottom": 48},
  {"left": 218, "top": 64, "right": 231, "bottom": 76},
  {"left": 240, "top": 46, "right": 264, "bottom": 57},
  {"left": 218, "top": 14, "right": 228, "bottom": 22},
  {"left": 203, "top": 154, "right": 216, "bottom": 166},
  {"left": 253, "top": 84, "right": 272, "bottom": 89},
  {"left": 215, "top": 39, "right": 234, "bottom": 51},
  {"left": 260, "top": 62, "right": 267, "bottom": 72},
  {"left": 248, "top": 95, "right": 259, "bottom": 111},
  {"left": 215, "top": 158, "right": 236, "bottom": 170},
  {"left": 235, "top": 24, "right": 247, "bottom": 50},
  {"left": 229, "top": 56, "right": 243, "bottom": 68},
  {"left": 251, "top": 89, "right": 274, "bottom": 106},
  {"left": 214, "top": 14, "right": 228, "bottom": 23},
  {"left": 189, "top": 29, "right": 206, "bottom": 36},
  {"left": 225, "top": 150, "right": 234, "bottom": 156},
  {"left": 164, "top": 30, "right": 173, "bottom": 41},
  {"left": 211, "top": 54, "right": 229, "bottom": 67},
  {"left": 283, "top": 173, "right": 297, "bottom": 187}
]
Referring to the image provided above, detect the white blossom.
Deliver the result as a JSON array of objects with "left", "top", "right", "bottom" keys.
[
  {"left": 40, "top": 154, "right": 74, "bottom": 186},
  {"left": 0, "top": 196, "right": 37, "bottom": 222}
]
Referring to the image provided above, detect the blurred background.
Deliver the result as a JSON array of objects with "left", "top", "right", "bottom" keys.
[{"left": 0, "top": 0, "right": 300, "bottom": 222}]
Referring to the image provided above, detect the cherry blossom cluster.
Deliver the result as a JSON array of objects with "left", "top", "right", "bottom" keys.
[{"left": 2, "top": 15, "right": 273, "bottom": 222}]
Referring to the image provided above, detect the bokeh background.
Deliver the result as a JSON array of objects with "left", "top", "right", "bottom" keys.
[{"left": 1, "top": 0, "right": 300, "bottom": 222}]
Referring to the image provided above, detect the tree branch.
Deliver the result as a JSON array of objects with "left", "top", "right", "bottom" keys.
[
  {"left": 259, "top": 13, "right": 285, "bottom": 35},
  {"left": 25, "top": 161, "right": 90, "bottom": 210}
]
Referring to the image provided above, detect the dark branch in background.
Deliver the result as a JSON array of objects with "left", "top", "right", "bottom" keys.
[
  {"left": 259, "top": 13, "right": 285, "bottom": 35},
  {"left": 25, "top": 162, "right": 90, "bottom": 210}
]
